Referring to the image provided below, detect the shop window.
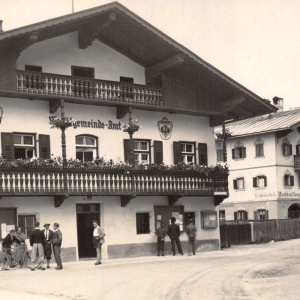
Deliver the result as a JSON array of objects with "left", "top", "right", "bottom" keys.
[
  {"left": 217, "top": 150, "right": 224, "bottom": 162},
  {"left": 25, "top": 65, "right": 42, "bottom": 72},
  {"left": 233, "top": 178, "right": 245, "bottom": 190},
  {"left": 76, "top": 135, "right": 98, "bottom": 161},
  {"left": 120, "top": 76, "right": 134, "bottom": 83},
  {"left": 282, "top": 138, "right": 292, "bottom": 156},
  {"left": 173, "top": 141, "right": 207, "bottom": 165},
  {"left": 184, "top": 212, "right": 196, "bottom": 228},
  {"left": 18, "top": 215, "right": 36, "bottom": 238},
  {"left": 136, "top": 213, "right": 150, "bottom": 234},
  {"left": 71, "top": 66, "right": 94, "bottom": 78},
  {"left": 284, "top": 174, "right": 294, "bottom": 187},
  {"left": 14, "top": 133, "right": 35, "bottom": 159},
  {"left": 253, "top": 176, "right": 267, "bottom": 188},
  {"left": 234, "top": 210, "right": 248, "bottom": 221},
  {"left": 219, "top": 210, "right": 225, "bottom": 222},
  {"left": 201, "top": 211, "right": 218, "bottom": 228},
  {"left": 154, "top": 206, "right": 184, "bottom": 232},
  {"left": 254, "top": 209, "right": 269, "bottom": 221}
]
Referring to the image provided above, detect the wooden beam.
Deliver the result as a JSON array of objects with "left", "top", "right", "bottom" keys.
[
  {"left": 14, "top": 31, "right": 39, "bottom": 58},
  {"left": 78, "top": 13, "right": 116, "bottom": 50},
  {"left": 146, "top": 54, "right": 185, "bottom": 81},
  {"left": 168, "top": 195, "right": 183, "bottom": 206},
  {"left": 49, "top": 100, "right": 61, "bottom": 114},
  {"left": 117, "top": 106, "right": 130, "bottom": 119},
  {"left": 121, "top": 195, "right": 136, "bottom": 207},
  {"left": 214, "top": 195, "right": 228, "bottom": 206},
  {"left": 223, "top": 96, "right": 245, "bottom": 112},
  {"left": 54, "top": 194, "right": 69, "bottom": 208}
]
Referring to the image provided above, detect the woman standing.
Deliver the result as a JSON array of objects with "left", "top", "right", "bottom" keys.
[
  {"left": 14, "top": 227, "right": 26, "bottom": 267},
  {"left": 92, "top": 220, "right": 105, "bottom": 266}
]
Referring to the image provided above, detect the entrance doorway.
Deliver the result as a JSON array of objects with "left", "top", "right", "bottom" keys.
[
  {"left": 76, "top": 204, "right": 100, "bottom": 258},
  {"left": 154, "top": 206, "right": 184, "bottom": 232},
  {"left": 288, "top": 204, "right": 300, "bottom": 219}
]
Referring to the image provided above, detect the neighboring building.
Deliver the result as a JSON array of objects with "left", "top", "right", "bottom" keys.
[
  {"left": 215, "top": 97, "right": 300, "bottom": 222},
  {"left": 0, "top": 2, "right": 276, "bottom": 261}
]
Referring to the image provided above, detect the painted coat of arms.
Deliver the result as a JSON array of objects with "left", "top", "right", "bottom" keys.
[{"left": 157, "top": 117, "right": 173, "bottom": 140}]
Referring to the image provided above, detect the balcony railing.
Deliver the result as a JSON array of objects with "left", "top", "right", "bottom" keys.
[
  {"left": 294, "top": 155, "right": 300, "bottom": 172},
  {"left": 0, "top": 168, "right": 228, "bottom": 196},
  {"left": 16, "top": 70, "right": 164, "bottom": 106}
]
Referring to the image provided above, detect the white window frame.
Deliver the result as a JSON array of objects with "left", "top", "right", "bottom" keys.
[
  {"left": 219, "top": 210, "right": 225, "bottom": 221},
  {"left": 76, "top": 136, "right": 97, "bottom": 161},
  {"left": 133, "top": 140, "right": 150, "bottom": 164},
  {"left": 217, "top": 149, "right": 224, "bottom": 162},
  {"left": 237, "top": 178, "right": 244, "bottom": 190},
  {"left": 13, "top": 133, "right": 35, "bottom": 159},
  {"left": 181, "top": 143, "right": 195, "bottom": 164}
]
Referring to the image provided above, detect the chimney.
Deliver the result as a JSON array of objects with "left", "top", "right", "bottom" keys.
[
  {"left": 272, "top": 96, "right": 284, "bottom": 112},
  {"left": 0, "top": 20, "right": 3, "bottom": 33}
]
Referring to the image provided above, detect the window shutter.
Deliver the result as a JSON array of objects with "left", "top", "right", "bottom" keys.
[
  {"left": 153, "top": 140, "right": 163, "bottom": 165},
  {"left": 284, "top": 175, "right": 287, "bottom": 186},
  {"left": 234, "top": 212, "right": 237, "bottom": 220},
  {"left": 244, "top": 211, "right": 248, "bottom": 220},
  {"left": 253, "top": 177, "right": 257, "bottom": 188},
  {"left": 233, "top": 179, "right": 238, "bottom": 190},
  {"left": 232, "top": 149, "right": 236, "bottom": 159},
  {"left": 290, "top": 176, "right": 295, "bottom": 186},
  {"left": 39, "top": 134, "right": 50, "bottom": 159},
  {"left": 1, "top": 132, "right": 14, "bottom": 160},
  {"left": 173, "top": 142, "right": 182, "bottom": 164},
  {"left": 253, "top": 211, "right": 259, "bottom": 220},
  {"left": 260, "top": 144, "right": 264, "bottom": 156},
  {"left": 255, "top": 145, "right": 259, "bottom": 157},
  {"left": 289, "top": 144, "right": 293, "bottom": 155},
  {"left": 282, "top": 144, "right": 285, "bottom": 155},
  {"left": 296, "top": 145, "right": 300, "bottom": 156},
  {"left": 123, "top": 139, "right": 131, "bottom": 163},
  {"left": 265, "top": 210, "right": 269, "bottom": 220},
  {"left": 198, "top": 143, "right": 208, "bottom": 166},
  {"left": 242, "top": 147, "right": 246, "bottom": 158}
]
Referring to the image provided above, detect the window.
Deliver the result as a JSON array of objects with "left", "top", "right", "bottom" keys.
[
  {"left": 254, "top": 209, "right": 269, "bottom": 221},
  {"left": 253, "top": 176, "right": 267, "bottom": 188},
  {"left": 232, "top": 147, "right": 246, "bottom": 159},
  {"left": 120, "top": 76, "right": 134, "bottom": 84},
  {"left": 134, "top": 140, "right": 150, "bottom": 164},
  {"left": 18, "top": 215, "right": 36, "bottom": 238},
  {"left": 184, "top": 212, "right": 195, "bottom": 228},
  {"left": 181, "top": 143, "right": 195, "bottom": 164},
  {"left": 233, "top": 178, "right": 245, "bottom": 190},
  {"left": 219, "top": 210, "right": 225, "bottom": 222},
  {"left": 234, "top": 210, "right": 248, "bottom": 221},
  {"left": 76, "top": 135, "right": 98, "bottom": 161},
  {"left": 25, "top": 65, "right": 42, "bottom": 72},
  {"left": 71, "top": 66, "right": 94, "bottom": 78},
  {"left": 217, "top": 150, "right": 224, "bottom": 162},
  {"left": 255, "top": 144, "right": 264, "bottom": 157},
  {"left": 13, "top": 133, "right": 35, "bottom": 159},
  {"left": 136, "top": 213, "right": 150, "bottom": 234},
  {"left": 201, "top": 211, "right": 218, "bottom": 228},
  {"left": 282, "top": 138, "right": 292, "bottom": 156},
  {"left": 284, "top": 174, "right": 294, "bottom": 187}
]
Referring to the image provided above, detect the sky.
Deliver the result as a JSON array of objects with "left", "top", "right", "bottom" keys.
[{"left": 0, "top": 0, "right": 299, "bottom": 110}]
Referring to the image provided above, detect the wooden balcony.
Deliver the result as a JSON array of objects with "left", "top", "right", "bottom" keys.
[
  {"left": 294, "top": 155, "right": 300, "bottom": 172},
  {"left": 16, "top": 70, "right": 164, "bottom": 107},
  {"left": 0, "top": 168, "right": 228, "bottom": 198}
]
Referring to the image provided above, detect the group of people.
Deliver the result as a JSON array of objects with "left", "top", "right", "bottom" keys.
[
  {"left": 1, "top": 222, "right": 63, "bottom": 271},
  {"left": 155, "top": 217, "right": 196, "bottom": 256}
]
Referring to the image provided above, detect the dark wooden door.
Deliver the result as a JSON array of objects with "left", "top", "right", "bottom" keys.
[
  {"left": 0, "top": 208, "right": 17, "bottom": 238},
  {"left": 76, "top": 204, "right": 100, "bottom": 258}
]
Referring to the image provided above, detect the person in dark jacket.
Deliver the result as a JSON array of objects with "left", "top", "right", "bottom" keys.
[
  {"left": 186, "top": 219, "right": 197, "bottom": 255},
  {"left": 155, "top": 223, "right": 167, "bottom": 256},
  {"left": 42, "top": 223, "right": 53, "bottom": 268},
  {"left": 30, "top": 221, "right": 46, "bottom": 271},
  {"left": 167, "top": 217, "right": 183, "bottom": 256},
  {"left": 2, "top": 229, "right": 20, "bottom": 267},
  {"left": 52, "top": 223, "right": 63, "bottom": 270}
]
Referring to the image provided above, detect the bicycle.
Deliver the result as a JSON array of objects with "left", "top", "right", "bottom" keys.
[{"left": 0, "top": 245, "right": 33, "bottom": 271}]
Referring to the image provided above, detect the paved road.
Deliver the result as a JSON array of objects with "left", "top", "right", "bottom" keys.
[{"left": 1, "top": 239, "right": 300, "bottom": 300}]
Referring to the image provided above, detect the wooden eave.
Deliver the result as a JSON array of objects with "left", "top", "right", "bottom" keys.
[{"left": 0, "top": 1, "right": 276, "bottom": 120}]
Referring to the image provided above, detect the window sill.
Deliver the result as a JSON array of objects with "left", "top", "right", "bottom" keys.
[
  {"left": 254, "top": 156, "right": 265, "bottom": 159},
  {"left": 233, "top": 158, "right": 245, "bottom": 161},
  {"left": 255, "top": 187, "right": 267, "bottom": 190},
  {"left": 234, "top": 189, "right": 245, "bottom": 192},
  {"left": 284, "top": 186, "right": 293, "bottom": 189}
]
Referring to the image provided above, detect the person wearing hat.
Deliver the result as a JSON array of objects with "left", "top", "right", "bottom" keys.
[
  {"left": 52, "top": 223, "right": 63, "bottom": 270},
  {"left": 30, "top": 221, "right": 46, "bottom": 271},
  {"left": 185, "top": 218, "right": 197, "bottom": 255},
  {"left": 42, "top": 223, "right": 53, "bottom": 268}
]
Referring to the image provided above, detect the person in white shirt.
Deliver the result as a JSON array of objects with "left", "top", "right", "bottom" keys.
[
  {"left": 92, "top": 220, "right": 106, "bottom": 266},
  {"left": 42, "top": 223, "right": 53, "bottom": 268}
]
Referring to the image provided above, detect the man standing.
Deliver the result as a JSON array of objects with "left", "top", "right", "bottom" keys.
[
  {"left": 30, "top": 221, "right": 45, "bottom": 271},
  {"left": 167, "top": 217, "right": 183, "bottom": 256},
  {"left": 155, "top": 223, "right": 167, "bottom": 256},
  {"left": 2, "top": 229, "right": 20, "bottom": 268},
  {"left": 52, "top": 223, "right": 63, "bottom": 270},
  {"left": 186, "top": 219, "right": 197, "bottom": 255},
  {"left": 42, "top": 223, "right": 53, "bottom": 268}
]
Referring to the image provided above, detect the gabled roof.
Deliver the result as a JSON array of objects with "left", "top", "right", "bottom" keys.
[{"left": 215, "top": 107, "right": 300, "bottom": 138}]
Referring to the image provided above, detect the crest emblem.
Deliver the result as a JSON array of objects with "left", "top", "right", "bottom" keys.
[{"left": 157, "top": 117, "right": 173, "bottom": 140}]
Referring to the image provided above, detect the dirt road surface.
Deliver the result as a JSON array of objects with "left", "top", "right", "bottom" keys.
[{"left": 1, "top": 239, "right": 300, "bottom": 300}]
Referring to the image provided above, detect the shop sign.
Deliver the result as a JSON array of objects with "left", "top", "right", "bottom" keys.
[
  {"left": 278, "top": 191, "right": 300, "bottom": 198},
  {"left": 255, "top": 193, "right": 276, "bottom": 198},
  {"left": 219, "top": 204, "right": 234, "bottom": 208}
]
